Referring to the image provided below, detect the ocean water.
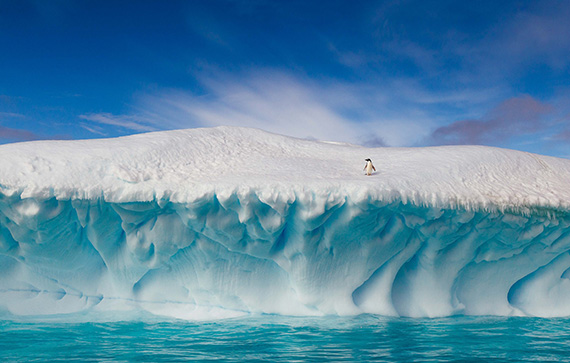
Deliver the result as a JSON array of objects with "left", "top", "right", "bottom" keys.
[{"left": 1, "top": 314, "right": 570, "bottom": 362}]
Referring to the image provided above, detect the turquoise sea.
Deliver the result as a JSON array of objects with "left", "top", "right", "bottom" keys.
[{"left": 1, "top": 314, "right": 569, "bottom": 362}]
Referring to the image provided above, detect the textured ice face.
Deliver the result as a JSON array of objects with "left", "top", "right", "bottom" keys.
[
  {"left": 1, "top": 190, "right": 569, "bottom": 319},
  {"left": 1, "top": 127, "right": 570, "bottom": 319}
]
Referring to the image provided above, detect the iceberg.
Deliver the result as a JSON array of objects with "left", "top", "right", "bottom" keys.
[{"left": 1, "top": 126, "right": 569, "bottom": 319}]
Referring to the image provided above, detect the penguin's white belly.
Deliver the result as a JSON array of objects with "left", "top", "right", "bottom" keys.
[{"left": 366, "top": 163, "right": 373, "bottom": 175}]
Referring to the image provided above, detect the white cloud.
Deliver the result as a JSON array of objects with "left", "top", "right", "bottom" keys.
[
  {"left": 130, "top": 70, "right": 438, "bottom": 147},
  {"left": 148, "top": 73, "right": 359, "bottom": 142},
  {"left": 79, "top": 122, "right": 107, "bottom": 136},
  {"left": 0, "top": 112, "right": 25, "bottom": 119},
  {"left": 79, "top": 113, "right": 158, "bottom": 133},
  {"left": 81, "top": 70, "right": 508, "bottom": 147}
]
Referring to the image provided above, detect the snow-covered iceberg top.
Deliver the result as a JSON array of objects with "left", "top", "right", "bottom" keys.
[{"left": 1, "top": 126, "right": 569, "bottom": 212}]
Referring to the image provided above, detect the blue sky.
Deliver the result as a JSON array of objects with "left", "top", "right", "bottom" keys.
[{"left": 1, "top": 0, "right": 569, "bottom": 158}]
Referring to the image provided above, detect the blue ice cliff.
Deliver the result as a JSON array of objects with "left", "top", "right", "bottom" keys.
[{"left": 1, "top": 127, "right": 569, "bottom": 319}]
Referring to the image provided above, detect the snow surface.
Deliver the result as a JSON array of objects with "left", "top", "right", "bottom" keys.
[{"left": 1, "top": 126, "right": 570, "bottom": 319}]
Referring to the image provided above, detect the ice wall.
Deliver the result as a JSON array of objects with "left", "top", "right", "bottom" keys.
[{"left": 1, "top": 189, "right": 569, "bottom": 319}]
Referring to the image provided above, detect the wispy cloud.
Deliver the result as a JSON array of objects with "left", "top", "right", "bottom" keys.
[
  {"left": 0, "top": 112, "right": 25, "bottom": 119},
  {"left": 551, "top": 112, "right": 570, "bottom": 142},
  {"left": 79, "top": 122, "right": 107, "bottom": 136},
  {"left": 553, "top": 130, "right": 570, "bottom": 141},
  {"left": 130, "top": 70, "right": 437, "bottom": 147},
  {"left": 0, "top": 125, "right": 41, "bottom": 141},
  {"left": 428, "top": 95, "right": 552, "bottom": 145},
  {"left": 72, "top": 63, "right": 567, "bottom": 154},
  {"left": 141, "top": 73, "right": 360, "bottom": 142},
  {"left": 79, "top": 113, "right": 158, "bottom": 133},
  {"left": 336, "top": 1, "right": 570, "bottom": 98},
  {"left": 0, "top": 124, "right": 71, "bottom": 143},
  {"left": 497, "top": 2, "right": 570, "bottom": 70}
]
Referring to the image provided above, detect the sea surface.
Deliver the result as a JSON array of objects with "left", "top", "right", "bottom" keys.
[{"left": 1, "top": 313, "right": 570, "bottom": 362}]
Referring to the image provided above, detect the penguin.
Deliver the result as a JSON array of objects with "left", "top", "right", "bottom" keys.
[{"left": 363, "top": 158, "right": 376, "bottom": 176}]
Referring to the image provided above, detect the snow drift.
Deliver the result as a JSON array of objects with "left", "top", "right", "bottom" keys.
[{"left": 1, "top": 127, "right": 570, "bottom": 319}]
